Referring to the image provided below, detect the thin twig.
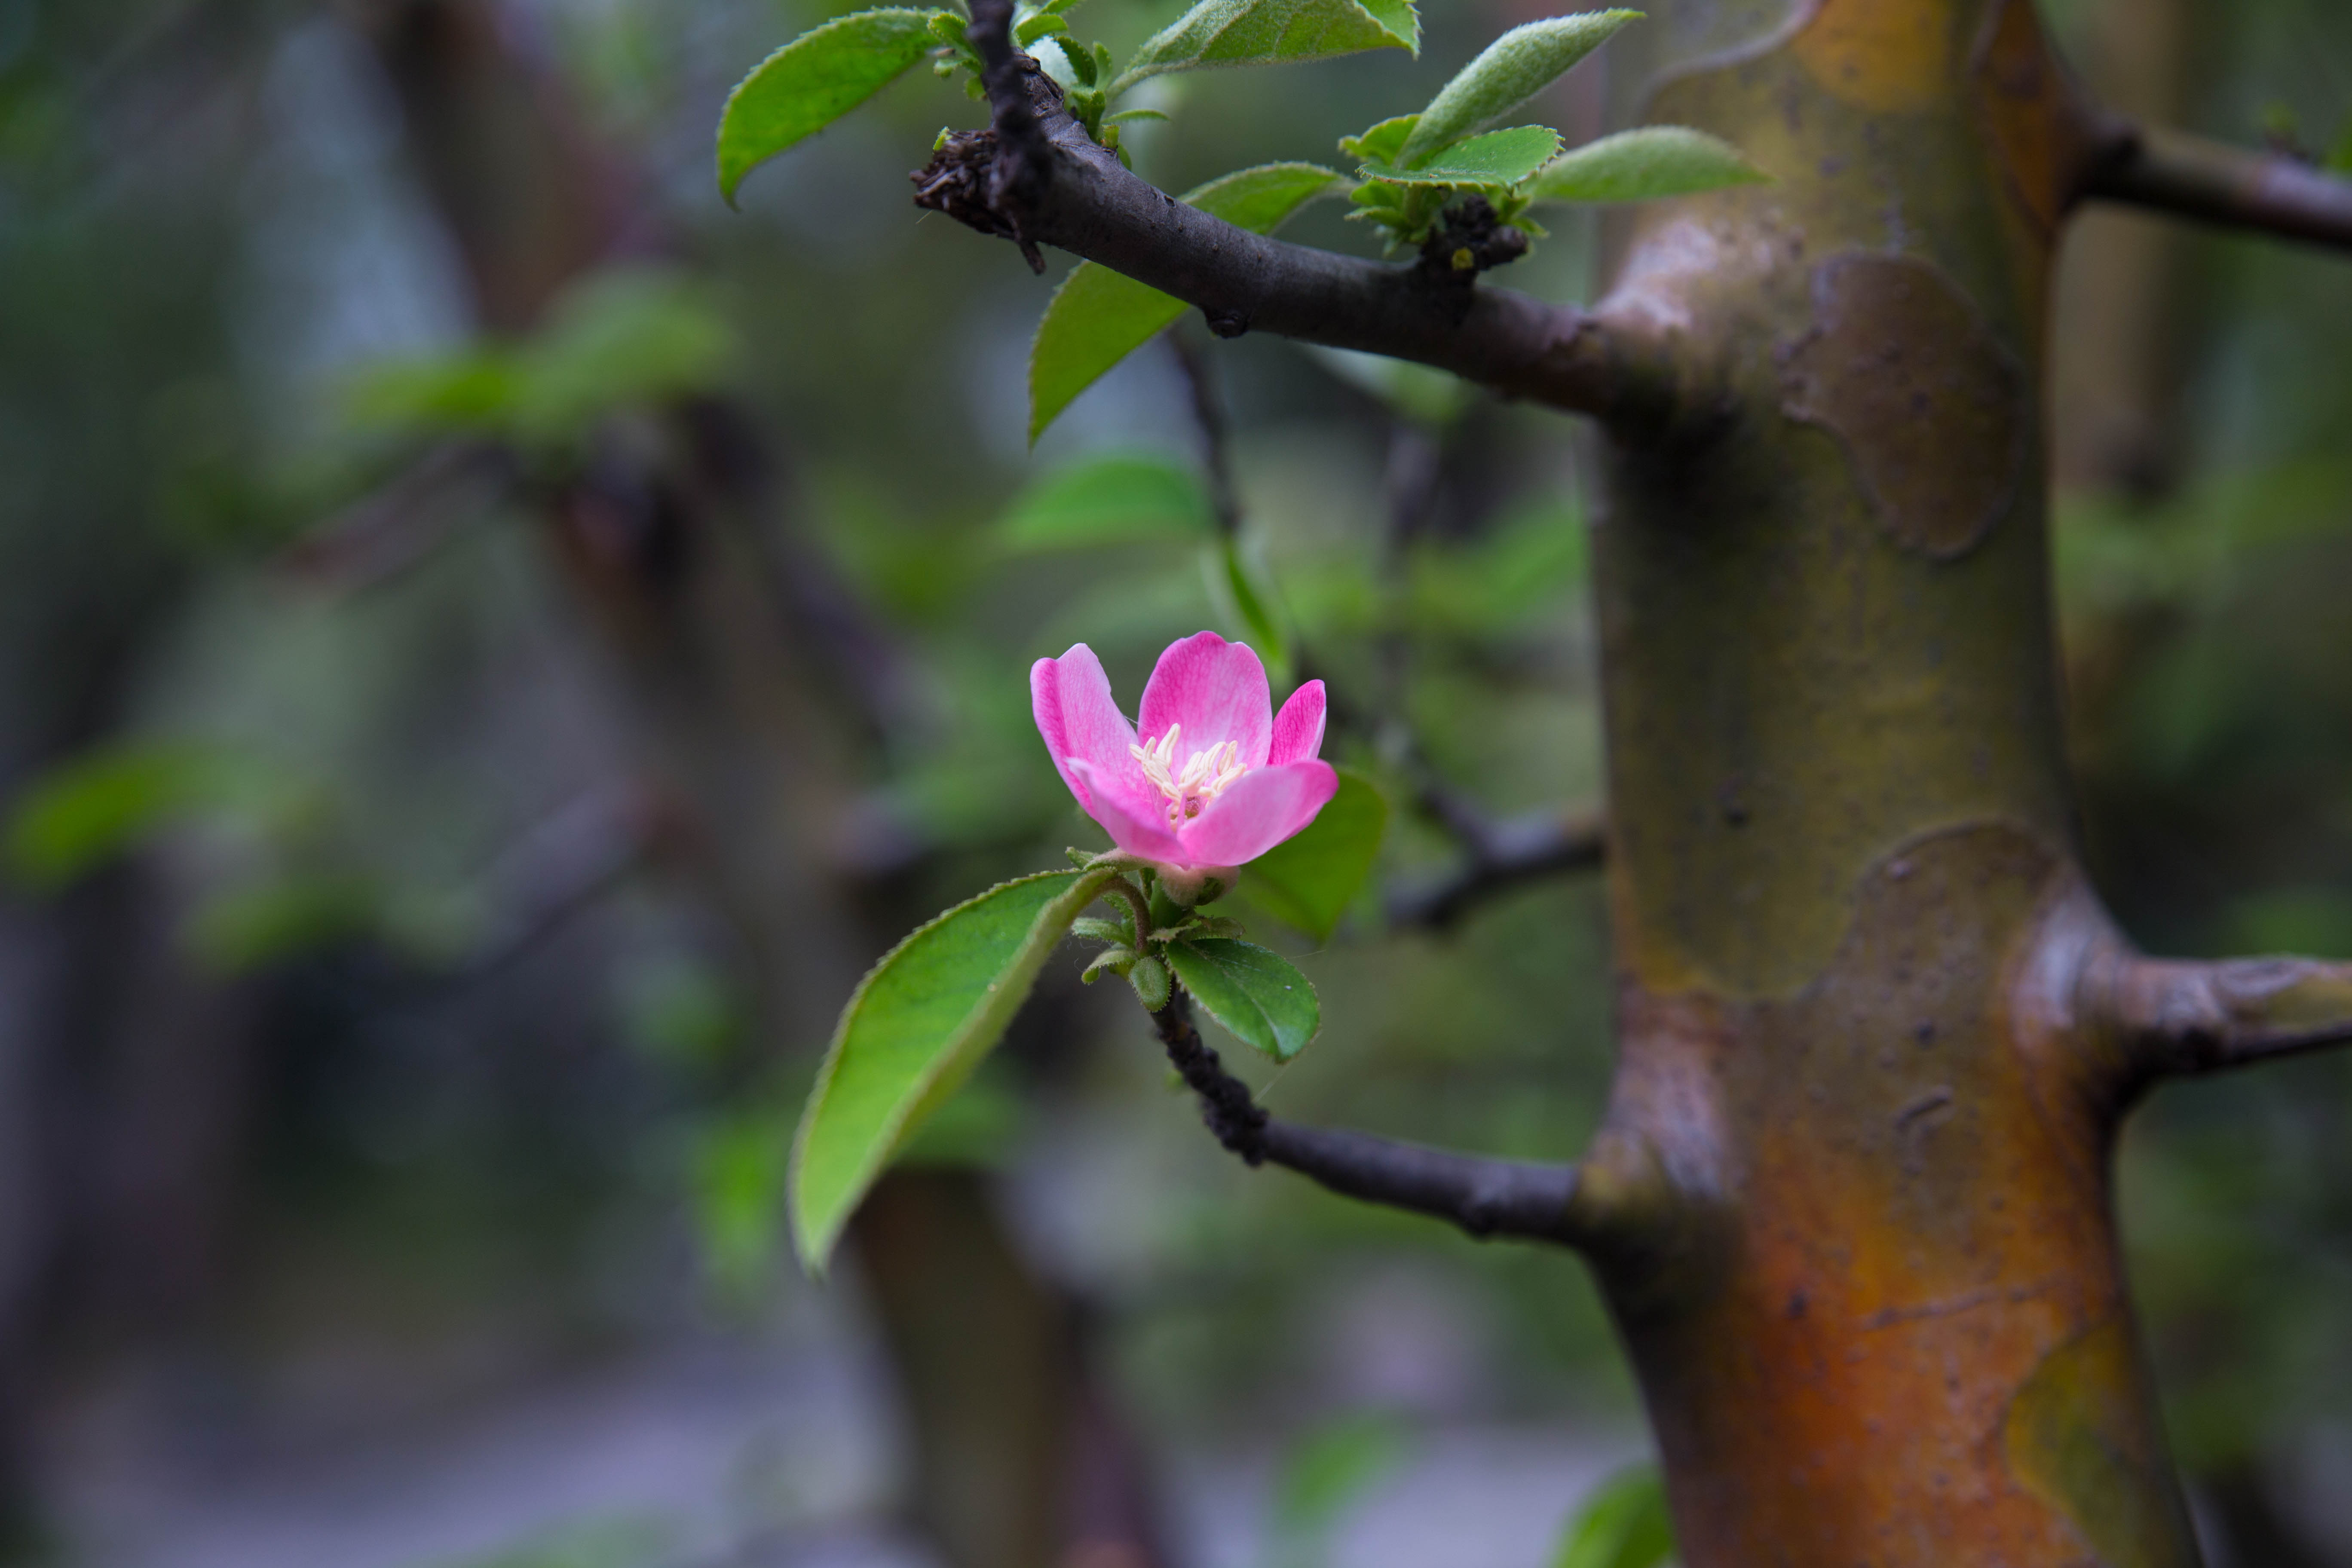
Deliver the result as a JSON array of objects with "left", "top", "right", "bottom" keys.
[
  {"left": 2080, "top": 122, "right": 2352, "bottom": 252},
  {"left": 1149, "top": 989, "right": 1590, "bottom": 1244},
  {"left": 1387, "top": 804, "right": 1607, "bottom": 930},
  {"left": 1171, "top": 335, "right": 1241, "bottom": 540}
]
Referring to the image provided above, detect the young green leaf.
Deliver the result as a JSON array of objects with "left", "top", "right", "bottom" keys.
[
  {"left": 1108, "top": 0, "right": 1419, "bottom": 98},
  {"left": 1015, "top": 10, "right": 1069, "bottom": 46},
  {"left": 1359, "top": 125, "right": 1563, "bottom": 190},
  {"left": 1528, "top": 125, "right": 1765, "bottom": 204},
  {"left": 1236, "top": 768, "right": 1387, "bottom": 943},
  {"left": 1395, "top": 11, "right": 1638, "bottom": 169},
  {"left": 1165, "top": 937, "right": 1320, "bottom": 1060},
  {"left": 1029, "top": 162, "right": 1339, "bottom": 442},
  {"left": 1338, "top": 113, "right": 1419, "bottom": 164},
  {"left": 1551, "top": 1464, "right": 1675, "bottom": 1568},
  {"left": 791, "top": 867, "right": 1117, "bottom": 1269},
  {"left": 995, "top": 453, "right": 1216, "bottom": 551},
  {"left": 717, "top": 9, "right": 950, "bottom": 205},
  {"left": 1052, "top": 32, "right": 1099, "bottom": 86}
]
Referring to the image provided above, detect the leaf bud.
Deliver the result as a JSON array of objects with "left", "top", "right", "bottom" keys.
[{"left": 1128, "top": 953, "right": 1171, "bottom": 1010}]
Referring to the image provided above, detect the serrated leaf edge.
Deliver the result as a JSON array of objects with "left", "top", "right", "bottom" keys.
[
  {"left": 789, "top": 865, "right": 1117, "bottom": 1270},
  {"left": 716, "top": 6, "right": 950, "bottom": 205},
  {"left": 1170, "top": 936, "right": 1322, "bottom": 1061}
]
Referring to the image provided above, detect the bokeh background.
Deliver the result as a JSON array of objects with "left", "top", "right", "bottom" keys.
[{"left": 0, "top": 0, "right": 2349, "bottom": 1564}]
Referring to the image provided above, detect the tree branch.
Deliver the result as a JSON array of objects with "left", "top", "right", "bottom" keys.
[
  {"left": 2087, "top": 946, "right": 2352, "bottom": 1080},
  {"left": 2079, "top": 122, "right": 2352, "bottom": 253},
  {"left": 922, "top": 0, "right": 1672, "bottom": 423},
  {"left": 1149, "top": 989, "right": 1592, "bottom": 1245},
  {"left": 1386, "top": 803, "right": 1606, "bottom": 930}
]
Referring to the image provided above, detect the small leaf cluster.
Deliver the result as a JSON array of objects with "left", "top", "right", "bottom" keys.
[
  {"left": 719, "top": 0, "right": 1427, "bottom": 202},
  {"left": 1341, "top": 12, "right": 1632, "bottom": 250}
]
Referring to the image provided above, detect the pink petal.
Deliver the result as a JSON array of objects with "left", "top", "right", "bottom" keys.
[
  {"left": 1138, "top": 631, "right": 1272, "bottom": 768},
  {"left": 1177, "top": 761, "right": 1338, "bottom": 867},
  {"left": 1032, "top": 644, "right": 1138, "bottom": 814},
  {"left": 1268, "top": 680, "right": 1327, "bottom": 766},
  {"left": 1066, "top": 758, "right": 1187, "bottom": 862}
]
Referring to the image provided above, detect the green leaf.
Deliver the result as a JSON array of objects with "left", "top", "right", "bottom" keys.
[
  {"left": 995, "top": 453, "right": 1215, "bottom": 551},
  {"left": 511, "top": 269, "right": 735, "bottom": 440},
  {"left": 2327, "top": 113, "right": 2352, "bottom": 175},
  {"left": 716, "top": 8, "right": 949, "bottom": 204},
  {"left": 1028, "top": 162, "right": 1339, "bottom": 442},
  {"left": 691, "top": 1095, "right": 798, "bottom": 1296},
  {"left": 349, "top": 268, "right": 733, "bottom": 446},
  {"left": 1014, "top": 10, "right": 1068, "bottom": 46},
  {"left": 1165, "top": 937, "right": 1320, "bottom": 1061},
  {"left": 790, "top": 867, "right": 1117, "bottom": 1270},
  {"left": 1274, "top": 1413, "right": 1414, "bottom": 1535},
  {"left": 1053, "top": 33, "right": 1098, "bottom": 86},
  {"left": 1207, "top": 536, "right": 1294, "bottom": 680},
  {"left": 892, "top": 1070, "right": 1026, "bottom": 1167},
  {"left": 1338, "top": 113, "right": 1418, "bottom": 164},
  {"left": 1237, "top": 768, "right": 1387, "bottom": 942},
  {"left": 5, "top": 741, "right": 259, "bottom": 891},
  {"left": 1551, "top": 1464, "right": 1675, "bottom": 1568},
  {"left": 1107, "top": 0, "right": 1418, "bottom": 96},
  {"left": 1528, "top": 125, "right": 1765, "bottom": 204},
  {"left": 1395, "top": 11, "right": 1638, "bottom": 169},
  {"left": 345, "top": 352, "right": 524, "bottom": 432},
  {"left": 1360, "top": 125, "right": 1562, "bottom": 190},
  {"left": 187, "top": 873, "right": 381, "bottom": 973}
]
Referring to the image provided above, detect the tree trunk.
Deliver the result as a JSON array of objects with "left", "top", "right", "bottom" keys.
[{"left": 1585, "top": 1, "right": 2199, "bottom": 1560}]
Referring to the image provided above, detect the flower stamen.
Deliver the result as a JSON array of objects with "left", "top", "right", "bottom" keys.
[{"left": 1130, "top": 722, "right": 1249, "bottom": 827}]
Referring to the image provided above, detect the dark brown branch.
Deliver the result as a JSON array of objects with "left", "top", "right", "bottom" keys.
[
  {"left": 2080, "top": 122, "right": 2352, "bottom": 252},
  {"left": 1387, "top": 804, "right": 1607, "bottom": 930},
  {"left": 926, "top": 0, "right": 1670, "bottom": 423},
  {"left": 1150, "top": 990, "right": 1590, "bottom": 1245},
  {"left": 2087, "top": 946, "right": 2352, "bottom": 1081}
]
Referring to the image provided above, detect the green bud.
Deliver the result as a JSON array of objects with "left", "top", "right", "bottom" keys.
[
  {"left": 1156, "top": 864, "right": 1238, "bottom": 907},
  {"left": 1128, "top": 954, "right": 1171, "bottom": 1010},
  {"left": 1073, "top": 916, "right": 1132, "bottom": 946}
]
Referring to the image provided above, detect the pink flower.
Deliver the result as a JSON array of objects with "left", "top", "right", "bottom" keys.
[{"left": 1032, "top": 631, "right": 1338, "bottom": 871}]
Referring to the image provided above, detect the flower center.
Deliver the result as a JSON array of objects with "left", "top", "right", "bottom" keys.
[{"left": 1130, "top": 722, "right": 1249, "bottom": 827}]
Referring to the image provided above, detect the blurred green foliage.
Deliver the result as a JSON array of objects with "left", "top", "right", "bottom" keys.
[{"left": 1549, "top": 1464, "right": 1673, "bottom": 1568}]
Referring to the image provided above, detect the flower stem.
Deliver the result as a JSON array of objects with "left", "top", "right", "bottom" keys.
[{"left": 1099, "top": 875, "right": 1155, "bottom": 948}]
